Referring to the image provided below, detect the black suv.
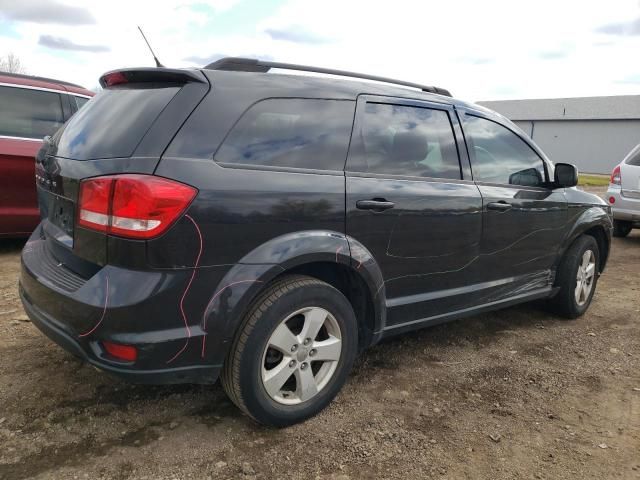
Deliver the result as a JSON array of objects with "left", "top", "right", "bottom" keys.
[{"left": 20, "top": 58, "right": 612, "bottom": 426}]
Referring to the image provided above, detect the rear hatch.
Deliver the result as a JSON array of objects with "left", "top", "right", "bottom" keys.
[
  {"left": 34, "top": 68, "right": 209, "bottom": 269},
  {"left": 620, "top": 144, "right": 640, "bottom": 196}
]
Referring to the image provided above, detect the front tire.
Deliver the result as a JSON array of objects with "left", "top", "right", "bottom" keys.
[
  {"left": 613, "top": 220, "right": 632, "bottom": 238},
  {"left": 549, "top": 235, "right": 600, "bottom": 319},
  {"left": 221, "top": 275, "right": 358, "bottom": 427}
]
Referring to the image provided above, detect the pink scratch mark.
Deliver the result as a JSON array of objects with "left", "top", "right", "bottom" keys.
[
  {"left": 200, "top": 279, "right": 263, "bottom": 358},
  {"left": 79, "top": 275, "right": 110, "bottom": 338},
  {"left": 335, "top": 245, "right": 343, "bottom": 263},
  {"left": 166, "top": 214, "right": 203, "bottom": 364}
]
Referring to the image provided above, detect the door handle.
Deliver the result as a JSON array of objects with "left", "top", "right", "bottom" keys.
[
  {"left": 356, "top": 199, "right": 395, "bottom": 211},
  {"left": 486, "top": 201, "right": 512, "bottom": 212}
]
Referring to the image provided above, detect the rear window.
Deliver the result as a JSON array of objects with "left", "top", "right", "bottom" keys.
[
  {"left": 0, "top": 85, "right": 64, "bottom": 139},
  {"left": 54, "top": 84, "right": 180, "bottom": 160},
  {"left": 215, "top": 98, "right": 355, "bottom": 171},
  {"left": 624, "top": 144, "right": 640, "bottom": 166}
]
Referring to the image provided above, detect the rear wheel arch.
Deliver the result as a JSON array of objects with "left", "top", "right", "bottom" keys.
[{"left": 278, "top": 261, "right": 381, "bottom": 351}]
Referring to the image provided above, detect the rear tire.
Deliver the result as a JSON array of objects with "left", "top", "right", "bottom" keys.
[
  {"left": 220, "top": 275, "right": 358, "bottom": 427},
  {"left": 613, "top": 220, "right": 632, "bottom": 238},
  {"left": 549, "top": 235, "right": 600, "bottom": 319}
]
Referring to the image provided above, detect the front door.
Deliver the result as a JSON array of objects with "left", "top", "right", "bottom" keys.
[
  {"left": 345, "top": 96, "right": 483, "bottom": 328},
  {"left": 460, "top": 110, "right": 568, "bottom": 293}
]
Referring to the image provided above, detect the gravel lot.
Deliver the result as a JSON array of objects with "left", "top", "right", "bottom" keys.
[{"left": 1, "top": 187, "right": 639, "bottom": 480}]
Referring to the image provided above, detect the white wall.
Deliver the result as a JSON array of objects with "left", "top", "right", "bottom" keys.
[{"left": 514, "top": 120, "right": 640, "bottom": 174}]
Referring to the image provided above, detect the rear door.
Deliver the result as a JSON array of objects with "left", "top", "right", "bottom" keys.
[
  {"left": 345, "top": 96, "right": 483, "bottom": 327},
  {"left": 0, "top": 84, "right": 66, "bottom": 235},
  {"left": 459, "top": 109, "right": 568, "bottom": 293}
]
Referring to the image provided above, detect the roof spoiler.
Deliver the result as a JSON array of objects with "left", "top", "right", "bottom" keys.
[
  {"left": 205, "top": 57, "right": 452, "bottom": 97},
  {"left": 99, "top": 68, "right": 206, "bottom": 88}
]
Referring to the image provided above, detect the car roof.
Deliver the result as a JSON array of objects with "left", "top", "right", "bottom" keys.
[
  {"left": 0, "top": 71, "right": 94, "bottom": 96},
  {"left": 202, "top": 69, "right": 503, "bottom": 121}
]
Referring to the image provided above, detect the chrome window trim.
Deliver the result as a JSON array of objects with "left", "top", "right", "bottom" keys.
[{"left": 0, "top": 134, "right": 43, "bottom": 142}]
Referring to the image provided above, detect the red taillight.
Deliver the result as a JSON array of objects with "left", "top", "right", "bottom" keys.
[
  {"left": 102, "top": 71, "right": 128, "bottom": 87},
  {"left": 609, "top": 196, "right": 615, "bottom": 204},
  {"left": 78, "top": 175, "right": 197, "bottom": 239},
  {"left": 610, "top": 165, "right": 621, "bottom": 185},
  {"left": 102, "top": 341, "right": 137, "bottom": 362}
]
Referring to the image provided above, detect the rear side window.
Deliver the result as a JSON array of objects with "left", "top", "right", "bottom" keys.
[
  {"left": 215, "top": 98, "right": 354, "bottom": 171},
  {"left": 624, "top": 144, "right": 640, "bottom": 166},
  {"left": 73, "top": 96, "right": 89, "bottom": 110},
  {"left": 349, "top": 102, "right": 461, "bottom": 179},
  {"left": 0, "top": 85, "right": 64, "bottom": 139},
  {"left": 464, "top": 115, "right": 546, "bottom": 187},
  {"left": 54, "top": 84, "right": 180, "bottom": 160}
]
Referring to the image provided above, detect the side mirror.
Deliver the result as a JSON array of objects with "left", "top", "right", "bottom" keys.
[{"left": 554, "top": 163, "right": 578, "bottom": 188}]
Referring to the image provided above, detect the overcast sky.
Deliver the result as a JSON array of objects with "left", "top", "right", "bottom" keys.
[{"left": 1, "top": 0, "right": 639, "bottom": 101}]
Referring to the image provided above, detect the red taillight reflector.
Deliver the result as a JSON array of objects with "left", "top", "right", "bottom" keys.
[
  {"left": 78, "top": 175, "right": 197, "bottom": 239},
  {"left": 102, "top": 71, "right": 128, "bottom": 87},
  {"left": 610, "top": 165, "right": 621, "bottom": 185},
  {"left": 102, "top": 341, "right": 137, "bottom": 362},
  {"left": 609, "top": 196, "right": 615, "bottom": 204}
]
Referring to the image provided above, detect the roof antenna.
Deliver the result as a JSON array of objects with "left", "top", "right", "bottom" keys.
[{"left": 137, "top": 26, "right": 164, "bottom": 68}]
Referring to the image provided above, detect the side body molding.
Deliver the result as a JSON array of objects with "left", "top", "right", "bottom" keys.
[{"left": 200, "top": 230, "right": 387, "bottom": 366}]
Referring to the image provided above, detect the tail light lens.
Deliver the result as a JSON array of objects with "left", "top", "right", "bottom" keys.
[
  {"left": 610, "top": 165, "right": 621, "bottom": 185},
  {"left": 78, "top": 174, "right": 197, "bottom": 239}
]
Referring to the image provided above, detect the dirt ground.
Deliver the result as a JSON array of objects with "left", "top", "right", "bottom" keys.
[{"left": 1, "top": 188, "right": 639, "bottom": 480}]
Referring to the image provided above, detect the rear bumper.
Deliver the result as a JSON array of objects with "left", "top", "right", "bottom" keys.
[
  {"left": 606, "top": 186, "right": 640, "bottom": 225},
  {"left": 20, "top": 287, "right": 219, "bottom": 384},
  {"left": 19, "top": 225, "right": 228, "bottom": 384}
]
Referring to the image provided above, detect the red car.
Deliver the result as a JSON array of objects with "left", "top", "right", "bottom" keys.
[{"left": 0, "top": 72, "right": 94, "bottom": 237}]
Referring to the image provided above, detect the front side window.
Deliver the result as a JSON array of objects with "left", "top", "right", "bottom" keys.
[
  {"left": 0, "top": 86, "right": 64, "bottom": 139},
  {"left": 215, "top": 98, "right": 355, "bottom": 171},
  {"left": 463, "top": 115, "right": 546, "bottom": 187},
  {"left": 350, "top": 102, "right": 461, "bottom": 179}
]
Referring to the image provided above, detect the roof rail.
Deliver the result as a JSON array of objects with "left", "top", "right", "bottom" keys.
[
  {"left": 0, "top": 71, "right": 86, "bottom": 90},
  {"left": 204, "top": 57, "right": 452, "bottom": 97}
]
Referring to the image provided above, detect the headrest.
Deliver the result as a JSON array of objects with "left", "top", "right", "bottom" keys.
[{"left": 389, "top": 130, "right": 429, "bottom": 164}]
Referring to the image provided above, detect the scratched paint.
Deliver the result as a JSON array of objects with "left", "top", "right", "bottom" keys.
[
  {"left": 166, "top": 214, "right": 204, "bottom": 364},
  {"left": 78, "top": 275, "right": 110, "bottom": 338}
]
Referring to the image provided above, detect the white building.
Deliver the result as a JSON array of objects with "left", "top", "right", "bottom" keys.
[{"left": 478, "top": 95, "right": 640, "bottom": 174}]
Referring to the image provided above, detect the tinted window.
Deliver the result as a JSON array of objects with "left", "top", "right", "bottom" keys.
[
  {"left": 624, "top": 144, "right": 640, "bottom": 166},
  {"left": 464, "top": 115, "right": 546, "bottom": 187},
  {"left": 215, "top": 98, "right": 354, "bottom": 171},
  {"left": 0, "top": 86, "right": 64, "bottom": 139},
  {"left": 73, "top": 96, "right": 89, "bottom": 110},
  {"left": 54, "top": 84, "right": 180, "bottom": 160},
  {"left": 351, "top": 102, "right": 461, "bottom": 179}
]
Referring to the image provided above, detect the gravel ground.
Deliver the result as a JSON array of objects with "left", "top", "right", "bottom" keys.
[{"left": 1, "top": 187, "right": 639, "bottom": 480}]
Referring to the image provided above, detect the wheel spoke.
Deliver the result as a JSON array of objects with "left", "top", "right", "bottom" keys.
[
  {"left": 585, "top": 262, "right": 595, "bottom": 279},
  {"left": 300, "top": 307, "right": 328, "bottom": 342},
  {"left": 269, "top": 323, "right": 298, "bottom": 353},
  {"left": 582, "top": 281, "right": 590, "bottom": 299},
  {"left": 575, "top": 280, "right": 582, "bottom": 301},
  {"left": 263, "top": 359, "right": 294, "bottom": 398},
  {"left": 312, "top": 336, "right": 341, "bottom": 362},
  {"left": 294, "top": 366, "right": 318, "bottom": 402},
  {"left": 581, "top": 251, "right": 592, "bottom": 269}
]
